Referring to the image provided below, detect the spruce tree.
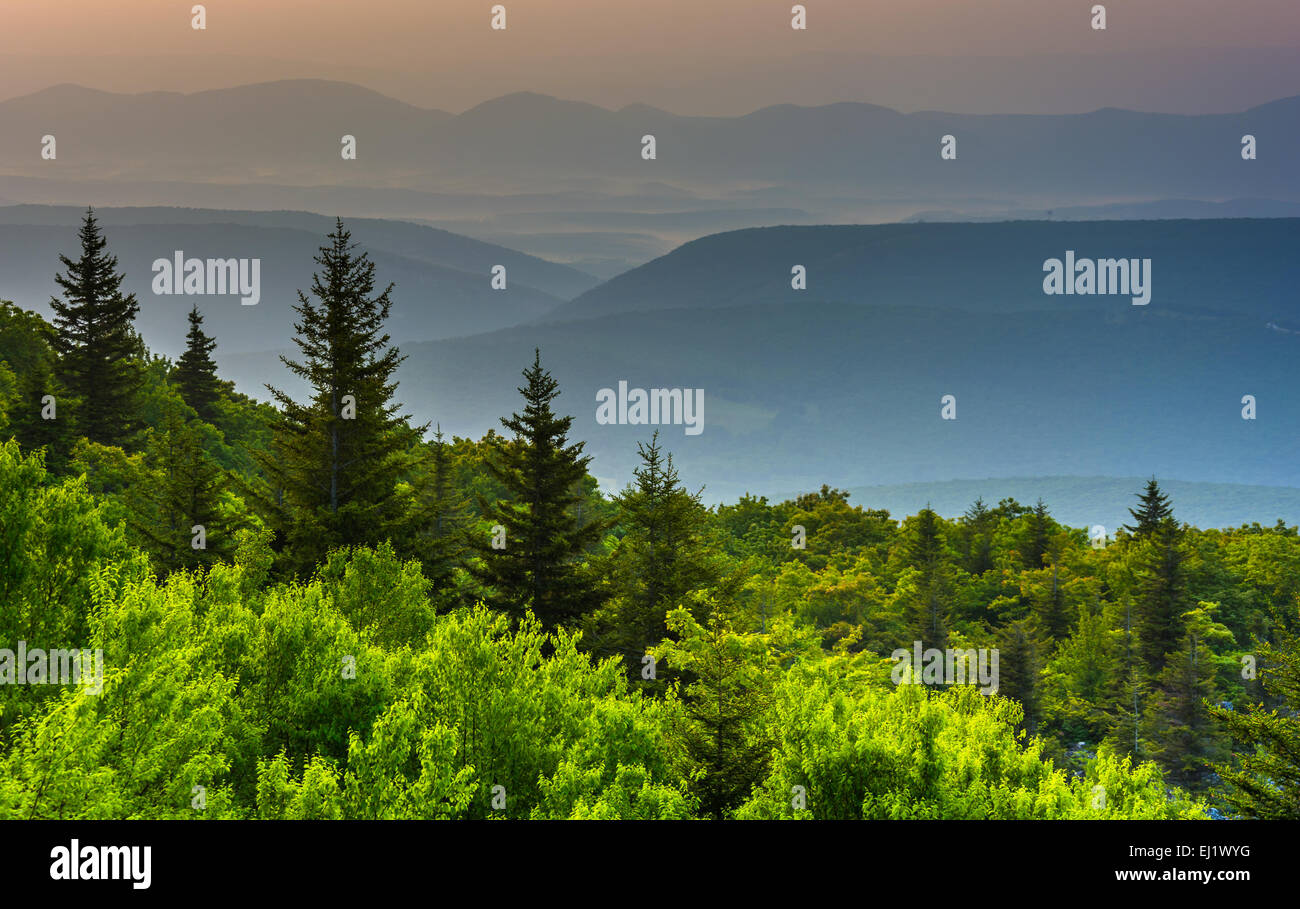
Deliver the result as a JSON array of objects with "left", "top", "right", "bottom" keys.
[
  {"left": 902, "top": 506, "right": 953, "bottom": 651},
  {"left": 172, "top": 305, "right": 223, "bottom": 424},
  {"left": 261, "top": 219, "right": 421, "bottom": 573},
  {"left": 661, "top": 595, "right": 773, "bottom": 820},
  {"left": 1132, "top": 518, "right": 1189, "bottom": 673},
  {"left": 961, "top": 496, "right": 995, "bottom": 575},
  {"left": 1023, "top": 498, "right": 1052, "bottom": 569},
  {"left": 472, "top": 348, "right": 606, "bottom": 629},
  {"left": 606, "top": 431, "right": 722, "bottom": 664},
  {"left": 1142, "top": 604, "right": 1230, "bottom": 789},
  {"left": 415, "top": 425, "right": 469, "bottom": 602},
  {"left": 49, "top": 208, "right": 143, "bottom": 448},
  {"left": 995, "top": 619, "right": 1043, "bottom": 733},
  {"left": 1123, "top": 478, "right": 1174, "bottom": 539},
  {"left": 1107, "top": 596, "right": 1151, "bottom": 760},
  {"left": 128, "top": 412, "right": 228, "bottom": 574},
  {"left": 1212, "top": 614, "right": 1300, "bottom": 817}
]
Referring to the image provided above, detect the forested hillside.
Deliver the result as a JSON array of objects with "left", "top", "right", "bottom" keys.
[{"left": 3, "top": 211, "right": 1298, "bottom": 820}]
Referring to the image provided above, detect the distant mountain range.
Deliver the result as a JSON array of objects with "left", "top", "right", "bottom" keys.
[
  {"left": 4, "top": 80, "right": 1297, "bottom": 275},
  {"left": 3, "top": 81, "right": 1296, "bottom": 202}
]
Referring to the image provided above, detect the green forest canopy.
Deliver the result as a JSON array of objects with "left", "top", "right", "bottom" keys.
[{"left": 2, "top": 211, "right": 1298, "bottom": 820}]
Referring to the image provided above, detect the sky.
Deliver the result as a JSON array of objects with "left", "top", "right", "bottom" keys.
[{"left": 2, "top": 0, "right": 1299, "bottom": 113}]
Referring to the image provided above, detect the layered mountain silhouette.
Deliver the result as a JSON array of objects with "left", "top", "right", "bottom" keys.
[
  {"left": 7, "top": 81, "right": 1296, "bottom": 275},
  {"left": 3, "top": 80, "right": 1296, "bottom": 201}
]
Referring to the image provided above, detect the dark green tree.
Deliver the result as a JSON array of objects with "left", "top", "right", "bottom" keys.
[
  {"left": 48, "top": 208, "right": 143, "bottom": 448},
  {"left": 1032, "top": 538, "right": 1073, "bottom": 648},
  {"left": 996, "top": 619, "right": 1043, "bottom": 734},
  {"left": 1133, "top": 519, "right": 1190, "bottom": 673},
  {"left": 471, "top": 349, "right": 606, "bottom": 629},
  {"left": 1143, "top": 604, "right": 1230, "bottom": 789},
  {"left": 901, "top": 506, "right": 953, "bottom": 651},
  {"left": 1023, "top": 498, "right": 1052, "bottom": 569},
  {"left": 961, "top": 496, "right": 995, "bottom": 575},
  {"left": 128, "top": 412, "right": 228, "bottom": 574},
  {"left": 260, "top": 218, "right": 421, "bottom": 573},
  {"left": 662, "top": 596, "right": 773, "bottom": 820},
  {"left": 414, "top": 424, "right": 469, "bottom": 602},
  {"left": 172, "top": 305, "right": 223, "bottom": 424},
  {"left": 1123, "top": 478, "right": 1174, "bottom": 539},
  {"left": 1212, "top": 612, "right": 1300, "bottom": 817},
  {"left": 605, "top": 431, "right": 723, "bottom": 665}
]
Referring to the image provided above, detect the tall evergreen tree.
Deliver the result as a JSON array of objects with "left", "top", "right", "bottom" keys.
[
  {"left": 961, "top": 496, "right": 995, "bottom": 575},
  {"left": 172, "top": 305, "right": 223, "bottom": 424},
  {"left": 902, "top": 506, "right": 953, "bottom": 651},
  {"left": 1143, "top": 603, "right": 1230, "bottom": 788},
  {"left": 472, "top": 349, "right": 606, "bottom": 629},
  {"left": 128, "top": 412, "right": 228, "bottom": 574},
  {"left": 260, "top": 218, "right": 420, "bottom": 572},
  {"left": 1023, "top": 498, "right": 1052, "bottom": 569},
  {"left": 661, "top": 596, "right": 773, "bottom": 820},
  {"left": 414, "top": 424, "right": 469, "bottom": 602},
  {"left": 606, "top": 431, "right": 723, "bottom": 664},
  {"left": 1047, "top": 602, "right": 1122, "bottom": 743},
  {"left": 1212, "top": 612, "right": 1300, "bottom": 818},
  {"left": 48, "top": 208, "right": 143, "bottom": 448},
  {"left": 1030, "top": 563, "right": 1073, "bottom": 649},
  {"left": 995, "top": 619, "right": 1043, "bottom": 734},
  {"left": 1132, "top": 518, "right": 1189, "bottom": 673},
  {"left": 1123, "top": 478, "right": 1174, "bottom": 539}
]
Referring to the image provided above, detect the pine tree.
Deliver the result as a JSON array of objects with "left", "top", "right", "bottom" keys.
[
  {"left": 661, "top": 595, "right": 773, "bottom": 820},
  {"left": 260, "top": 218, "right": 421, "bottom": 573},
  {"left": 172, "top": 305, "right": 223, "bottom": 424},
  {"left": 1212, "top": 612, "right": 1300, "bottom": 818},
  {"left": 1023, "top": 498, "right": 1052, "bottom": 569},
  {"left": 961, "top": 496, "right": 995, "bottom": 575},
  {"left": 996, "top": 619, "right": 1043, "bottom": 734},
  {"left": 606, "top": 431, "right": 722, "bottom": 665},
  {"left": 1031, "top": 533, "right": 1072, "bottom": 649},
  {"left": 1123, "top": 478, "right": 1174, "bottom": 539},
  {"left": 414, "top": 424, "right": 469, "bottom": 602},
  {"left": 48, "top": 208, "right": 143, "bottom": 448},
  {"left": 128, "top": 412, "right": 228, "bottom": 574},
  {"left": 472, "top": 349, "right": 606, "bottom": 629},
  {"left": 902, "top": 506, "right": 953, "bottom": 651},
  {"left": 1132, "top": 518, "right": 1189, "bottom": 673},
  {"left": 1142, "top": 603, "right": 1231, "bottom": 789}
]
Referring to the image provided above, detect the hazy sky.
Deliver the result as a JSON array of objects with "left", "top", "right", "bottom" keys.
[{"left": 3, "top": 0, "right": 1299, "bottom": 113}]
